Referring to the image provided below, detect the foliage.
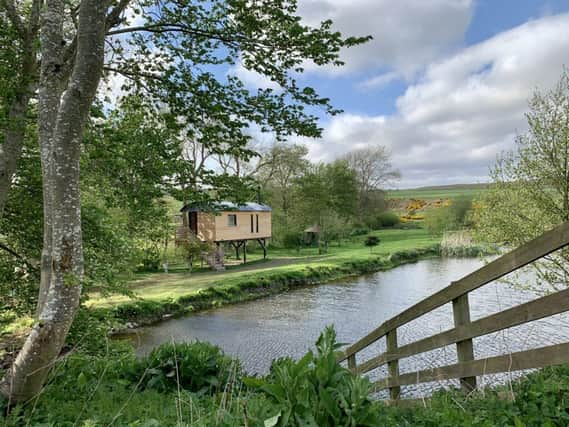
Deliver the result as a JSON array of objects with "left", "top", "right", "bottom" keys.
[
  {"left": 180, "top": 238, "right": 211, "bottom": 272},
  {"left": 281, "top": 231, "right": 304, "bottom": 249},
  {"left": 293, "top": 161, "right": 358, "bottom": 253},
  {"left": 8, "top": 326, "right": 569, "bottom": 426},
  {"left": 364, "top": 235, "right": 380, "bottom": 248},
  {"left": 425, "top": 197, "right": 473, "bottom": 236},
  {"left": 474, "top": 71, "right": 569, "bottom": 292},
  {"left": 367, "top": 211, "right": 400, "bottom": 229},
  {"left": 133, "top": 341, "right": 240, "bottom": 394},
  {"left": 244, "top": 326, "right": 380, "bottom": 426}
]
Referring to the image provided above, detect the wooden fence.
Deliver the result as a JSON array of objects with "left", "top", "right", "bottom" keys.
[{"left": 337, "top": 222, "right": 569, "bottom": 401}]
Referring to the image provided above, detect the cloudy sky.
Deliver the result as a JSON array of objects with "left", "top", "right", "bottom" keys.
[{"left": 239, "top": 0, "right": 569, "bottom": 188}]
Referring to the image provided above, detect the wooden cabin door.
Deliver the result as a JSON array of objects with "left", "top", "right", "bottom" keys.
[{"left": 189, "top": 212, "right": 198, "bottom": 235}]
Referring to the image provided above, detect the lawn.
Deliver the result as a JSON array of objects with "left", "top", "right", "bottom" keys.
[{"left": 88, "top": 228, "right": 439, "bottom": 307}]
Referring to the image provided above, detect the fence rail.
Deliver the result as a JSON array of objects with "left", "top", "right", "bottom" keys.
[{"left": 337, "top": 222, "right": 569, "bottom": 400}]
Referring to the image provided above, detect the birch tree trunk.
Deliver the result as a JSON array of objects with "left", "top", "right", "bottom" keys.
[{"left": 0, "top": 0, "right": 107, "bottom": 403}]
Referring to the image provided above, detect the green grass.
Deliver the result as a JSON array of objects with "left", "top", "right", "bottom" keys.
[
  {"left": 89, "top": 228, "right": 439, "bottom": 307},
  {"left": 388, "top": 183, "right": 489, "bottom": 200}
]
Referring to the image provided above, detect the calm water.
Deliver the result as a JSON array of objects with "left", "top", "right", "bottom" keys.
[{"left": 125, "top": 258, "right": 569, "bottom": 397}]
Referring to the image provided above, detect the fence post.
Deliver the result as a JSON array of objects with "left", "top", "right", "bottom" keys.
[
  {"left": 452, "top": 293, "right": 477, "bottom": 392},
  {"left": 386, "top": 328, "right": 400, "bottom": 400},
  {"left": 347, "top": 354, "right": 356, "bottom": 371}
]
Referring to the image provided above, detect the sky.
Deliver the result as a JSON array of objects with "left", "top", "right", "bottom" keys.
[{"left": 232, "top": 0, "right": 569, "bottom": 188}]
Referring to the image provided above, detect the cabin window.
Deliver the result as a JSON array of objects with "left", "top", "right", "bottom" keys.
[
  {"left": 228, "top": 214, "right": 237, "bottom": 227},
  {"left": 250, "top": 214, "right": 254, "bottom": 233},
  {"left": 256, "top": 214, "right": 259, "bottom": 233}
]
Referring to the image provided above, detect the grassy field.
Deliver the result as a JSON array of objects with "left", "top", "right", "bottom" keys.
[
  {"left": 89, "top": 228, "right": 439, "bottom": 307},
  {"left": 388, "top": 183, "right": 489, "bottom": 200}
]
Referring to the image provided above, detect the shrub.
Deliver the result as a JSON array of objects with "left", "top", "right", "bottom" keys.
[
  {"left": 282, "top": 231, "right": 303, "bottom": 249},
  {"left": 139, "top": 246, "right": 161, "bottom": 272},
  {"left": 377, "top": 211, "right": 400, "bottom": 227},
  {"left": 364, "top": 235, "right": 380, "bottom": 252},
  {"left": 132, "top": 341, "right": 240, "bottom": 394}
]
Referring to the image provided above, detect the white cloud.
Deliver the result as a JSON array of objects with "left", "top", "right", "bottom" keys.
[
  {"left": 358, "top": 72, "right": 400, "bottom": 90},
  {"left": 298, "top": 0, "right": 473, "bottom": 77},
  {"left": 298, "top": 13, "right": 569, "bottom": 187}
]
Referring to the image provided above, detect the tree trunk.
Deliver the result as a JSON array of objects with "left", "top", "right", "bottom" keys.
[{"left": 0, "top": 0, "right": 107, "bottom": 403}]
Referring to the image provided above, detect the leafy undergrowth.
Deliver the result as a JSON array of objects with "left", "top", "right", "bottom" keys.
[{"left": 3, "top": 327, "right": 569, "bottom": 426}]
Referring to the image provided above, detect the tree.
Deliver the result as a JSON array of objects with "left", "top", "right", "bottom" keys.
[
  {"left": 0, "top": 0, "right": 369, "bottom": 402},
  {"left": 294, "top": 160, "right": 358, "bottom": 253},
  {"left": 475, "top": 70, "right": 569, "bottom": 293},
  {"left": 261, "top": 144, "right": 310, "bottom": 219},
  {"left": 342, "top": 145, "right": 400, "bottom": 221}
]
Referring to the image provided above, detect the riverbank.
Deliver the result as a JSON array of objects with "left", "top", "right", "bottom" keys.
[{"left": 101, "top": 246, "right": 443, "bottom": 333}]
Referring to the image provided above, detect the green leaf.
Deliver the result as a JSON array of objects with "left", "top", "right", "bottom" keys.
[
  {"left": 77, "top": 372, "right": 87, "bottom": 387},
  {"left": 264, "top": 412, "right": 281, "bottom": 427}
]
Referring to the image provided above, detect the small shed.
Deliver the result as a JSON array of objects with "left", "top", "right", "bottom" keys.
[
  {"left": 178, "top": 201, "right": 272, "bottom": 265},
  {"left": 304, "top": 224, "right": 321, "bottom": 245}
]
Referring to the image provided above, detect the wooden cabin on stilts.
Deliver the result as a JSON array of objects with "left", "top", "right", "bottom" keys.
[{"left": 176, "top": 202, "right": 272, "bottom": 271}]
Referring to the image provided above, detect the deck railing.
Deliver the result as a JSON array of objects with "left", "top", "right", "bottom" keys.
[{"left": 337, "top": 222, "right": 569, "bottom": 401}]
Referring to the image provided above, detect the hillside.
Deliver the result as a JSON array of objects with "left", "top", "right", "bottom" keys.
[{"left": 387, "top": 183, "right": 490, "bottom": 200}]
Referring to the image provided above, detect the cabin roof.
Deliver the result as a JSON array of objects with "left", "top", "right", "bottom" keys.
[{"left": 181, "top": 201, "right": 272, "bottom": 213}]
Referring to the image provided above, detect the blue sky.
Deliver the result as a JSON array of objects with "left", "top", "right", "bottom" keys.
[{"left": 233, "top": 0, "right": 569, "bottom": 188}]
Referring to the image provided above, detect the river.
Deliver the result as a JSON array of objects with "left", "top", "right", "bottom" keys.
[{"left": 124, "top": 257, "right": 569, "bottom": 397}]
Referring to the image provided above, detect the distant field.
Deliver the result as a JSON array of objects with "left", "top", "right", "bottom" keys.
[{"left": 387, "top": 183, "right": 489, "bottom": 200}]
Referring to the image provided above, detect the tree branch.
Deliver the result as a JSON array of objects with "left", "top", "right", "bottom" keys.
[
  {"left": 0, "top": 242, "right": 39, "bottom": 270},
  {"left": 106, "top": 24, "right": 243, "bottom": 48}
]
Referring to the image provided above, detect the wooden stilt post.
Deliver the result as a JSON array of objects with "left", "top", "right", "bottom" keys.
[
  {"left": 243, "top": 240, "right": 247, "bottom": 263},
  {"left": 257, "top": 238, "right": 267, "bottom": 259}
]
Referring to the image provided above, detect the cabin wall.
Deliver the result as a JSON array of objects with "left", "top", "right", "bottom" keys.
[
  {"left": 197, "top": 212, "right": 216, "bottom": 242},
  {"left": 214, "top": 211, "right": 271, "bottom": 242}
]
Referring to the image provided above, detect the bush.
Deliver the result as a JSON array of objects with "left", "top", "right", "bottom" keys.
[
  {"left": 139, "top": 246, "right": 161, "bottom": 272},
  {"left": 364, "top": 235, "right": 380, "bottom": 247},
  {"left": 133, "top": 341, "right": 240, "bottom": 394},
  {"left": 377, "top": 211, "right": 400, "bottom": 227},
  {"left": 282, "top": 231, "right": 303, "bottom": 249}
]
